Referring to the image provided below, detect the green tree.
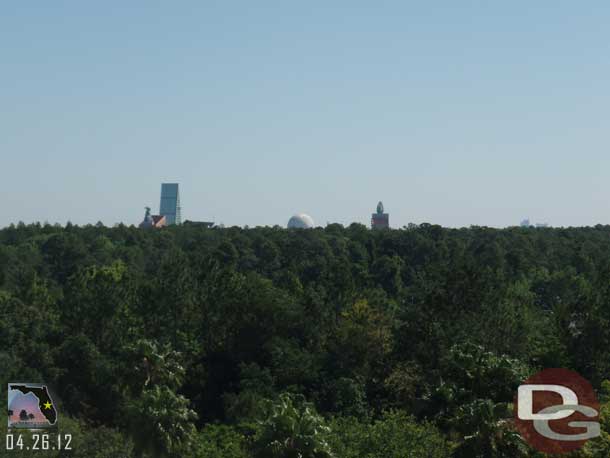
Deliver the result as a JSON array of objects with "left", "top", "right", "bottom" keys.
[
  {"left": 251, "top": 393, "right": 333, "bottom": 458},
  {"left": 127, "top": 385, "right": 197, "bottom": 458},
  {"left": 327, "top": 410, "right": 450, "bottom": 458}
]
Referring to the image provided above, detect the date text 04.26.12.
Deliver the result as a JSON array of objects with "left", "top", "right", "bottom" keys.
[{"left": 6, "top": 434, "right": 72, "bottom": 451}]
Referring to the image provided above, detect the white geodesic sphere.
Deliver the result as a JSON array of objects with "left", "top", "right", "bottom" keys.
[{"left": 287, "top": 214, "right": 315, "bottom": 229}]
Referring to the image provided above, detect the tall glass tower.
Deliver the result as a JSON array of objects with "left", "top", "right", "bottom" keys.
[{"left": 159, "top": 183, "right": 181, "bottom": 225}]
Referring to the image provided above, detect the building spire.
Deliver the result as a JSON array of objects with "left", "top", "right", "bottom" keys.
[
  {"left": 372, "top": 201, "right": 389, "bottom": 229},
  {"left": 377, "top": 201, "right": 384, "bottom": 214}
]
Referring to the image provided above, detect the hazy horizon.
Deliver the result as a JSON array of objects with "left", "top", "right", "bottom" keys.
[{"left": 3, "top": 2, "right": 610, "bottom": 229}]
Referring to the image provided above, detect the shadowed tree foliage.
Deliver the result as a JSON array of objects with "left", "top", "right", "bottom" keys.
[
  {"left": 3, "top": 222, "right": 610, "bottom": 457},
  {"left": 251, "top": 394, "right": 333, "bottom": 458}
]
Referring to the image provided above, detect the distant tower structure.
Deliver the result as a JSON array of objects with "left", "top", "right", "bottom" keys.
[
  {"left": 371, "top": 201, "right": 389, "bottom": 229},
  {"left": 139, "top": 207, "right": 166, "bottom": 229},
  {"left": 160, "top": 183, "right": 181, "bottom": 225}
]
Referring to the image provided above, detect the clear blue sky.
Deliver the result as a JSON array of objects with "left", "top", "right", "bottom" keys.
[{"left": 2, "top": 1, "right": 610, "bottom": 228}]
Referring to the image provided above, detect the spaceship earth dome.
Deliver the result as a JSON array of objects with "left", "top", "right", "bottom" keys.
[{"left": 287, "top": 213, "right": 315, "bottom": 229}]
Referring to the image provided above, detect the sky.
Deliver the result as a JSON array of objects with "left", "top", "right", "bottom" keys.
[
  {"left": 2, "top": 1, "right": 610, "bottom": 229},
  {"left": 8, "top": 390, "right": 47, "bottom": 423}
]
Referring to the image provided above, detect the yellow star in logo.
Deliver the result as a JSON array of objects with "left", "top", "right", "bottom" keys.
[{"left": 43, "top": 401, "right": 52, "bottom": 410}]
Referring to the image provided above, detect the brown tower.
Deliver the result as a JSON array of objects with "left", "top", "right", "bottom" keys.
[{"left": 371, "top": 201, "right": 389, "bottom": 229}]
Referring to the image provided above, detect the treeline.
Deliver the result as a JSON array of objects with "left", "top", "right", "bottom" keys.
[{"left": 1, "top": 221, "right": 610, "bottom": 457}]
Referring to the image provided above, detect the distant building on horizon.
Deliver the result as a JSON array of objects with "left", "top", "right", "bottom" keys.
[
  {"left": 288, "top": 213, "right": 315, "bottom": 229},
  {"left": 139, "top": 207, "right": 166, "bottom": 229},
  {"left": 160, "top": 183, "right": 181, "bottom": 225},
  {"left": 183, "top": 220, "right": 215, "bottom": 228},
  {"left": 371, "top": 201, "right": 389, "bottom": 230},
  {"left": 520, "top": 218, "right": 549, "bottom": 228}
]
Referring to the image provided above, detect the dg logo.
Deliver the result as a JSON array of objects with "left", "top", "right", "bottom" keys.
[{"left": 515, "top": 368, "right": 600, "bottom": 454}]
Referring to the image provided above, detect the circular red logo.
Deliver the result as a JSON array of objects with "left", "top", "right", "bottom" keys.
[{"left": 514, "top": 368, "right": 600, "bottom": 454}]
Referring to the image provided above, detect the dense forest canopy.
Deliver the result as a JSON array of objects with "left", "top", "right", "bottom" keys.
[{"left": 2, "top": 222, "right": 610, "bottom": 457}]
